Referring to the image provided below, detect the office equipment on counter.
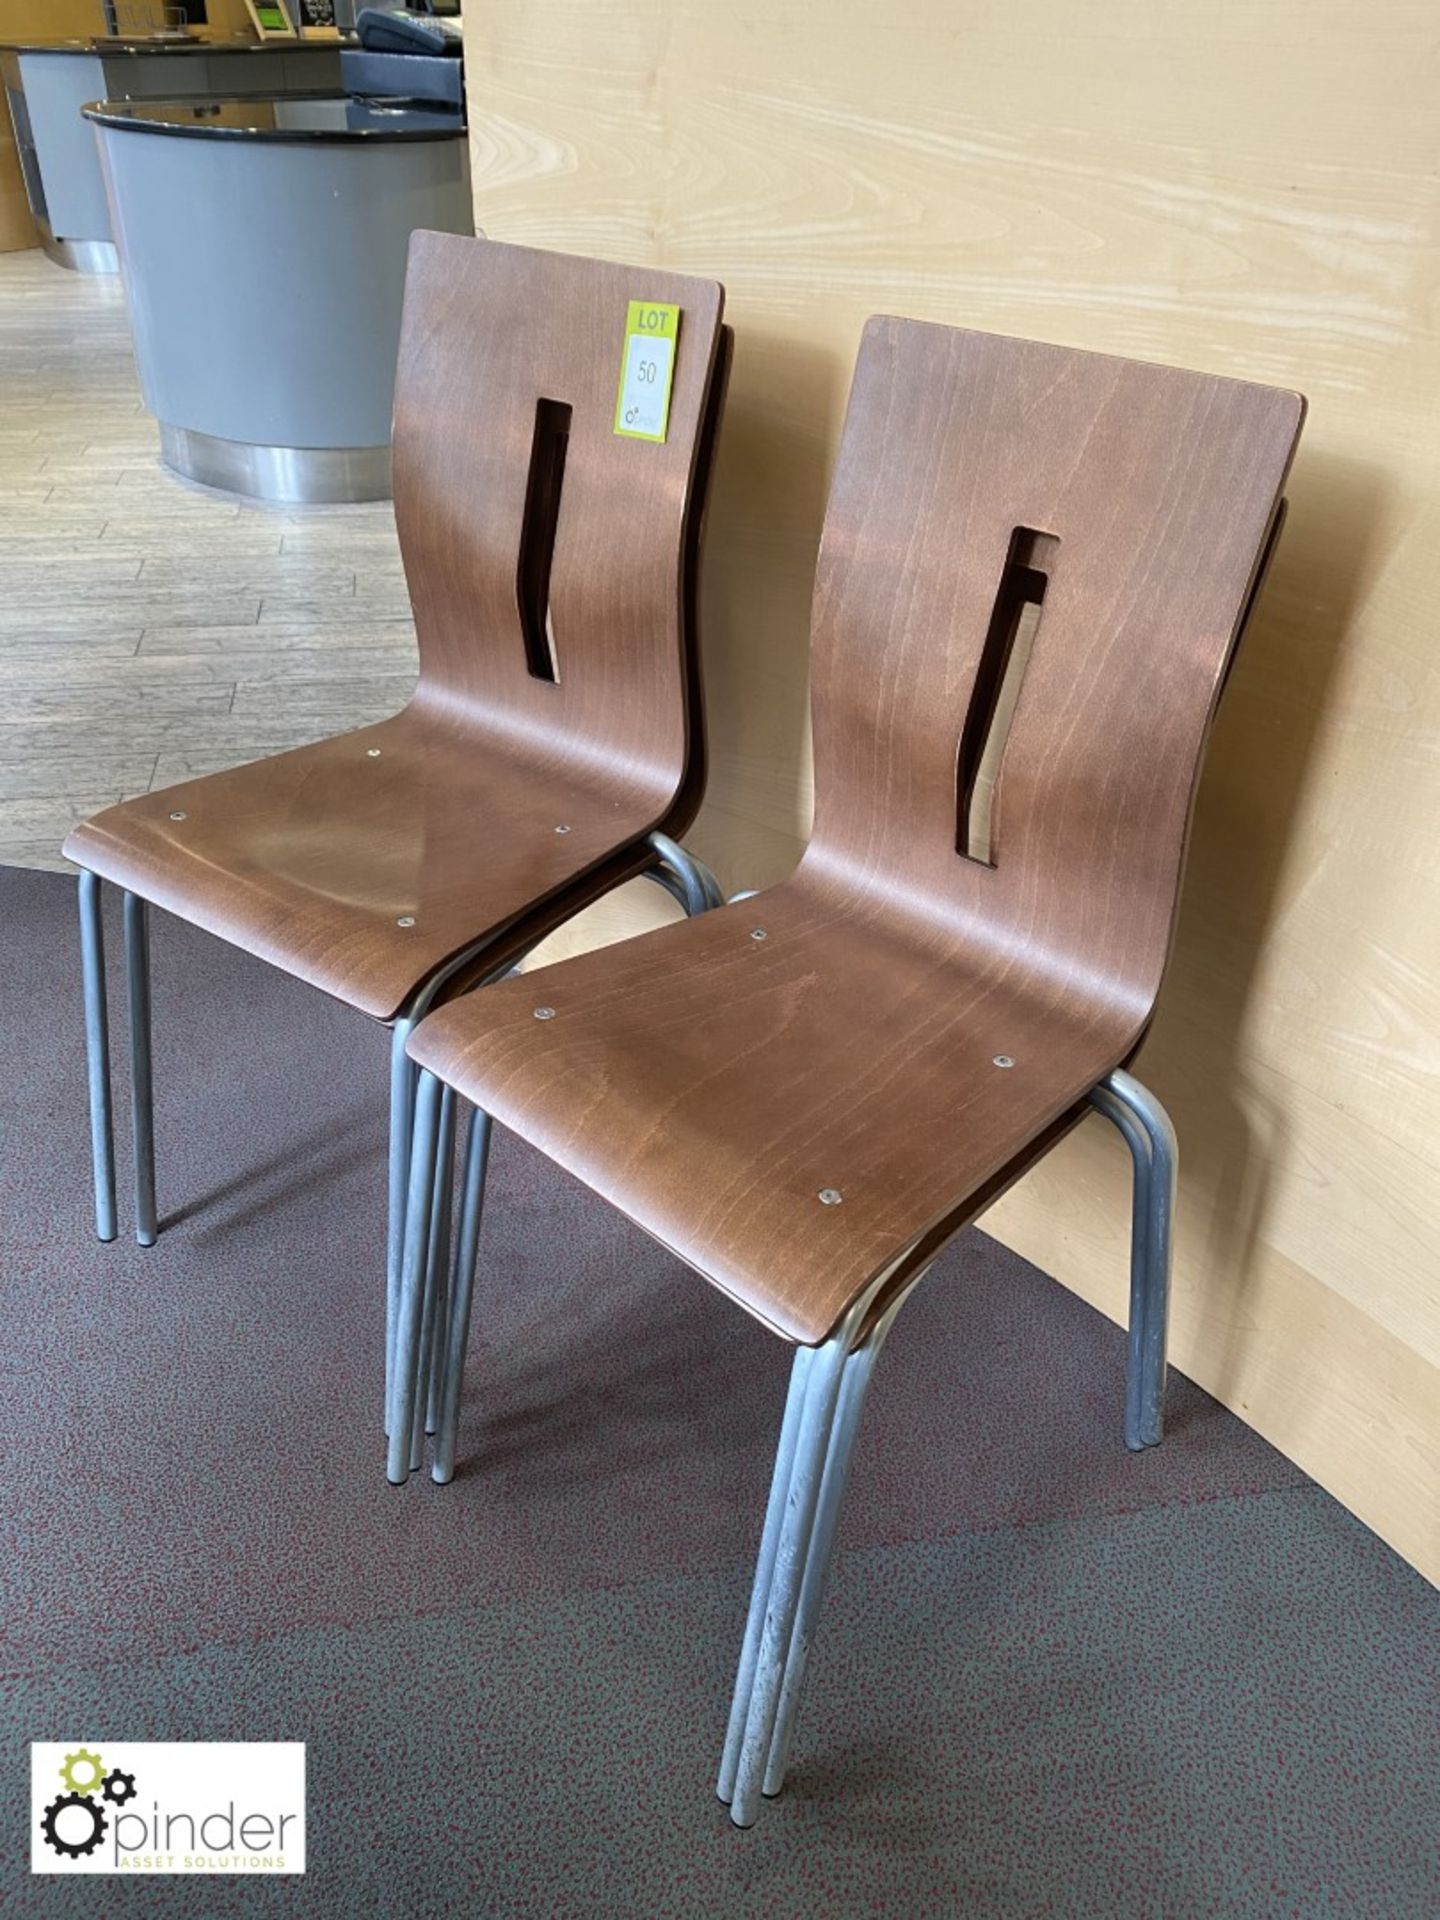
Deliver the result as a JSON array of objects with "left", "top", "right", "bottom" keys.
[
  {"left": 244, "top": 0, "right": 297, "bottom": 38},
  {"left": 356, "top": 9, "right": 462, "bottom": 53},
  {"left": 342, "top": 8, "right": 464, "bottom": 108},
  {"left": 335, "top": 0, "right": 460, "bottom": 30}
]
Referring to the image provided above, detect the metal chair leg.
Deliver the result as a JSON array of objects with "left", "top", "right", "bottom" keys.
[
  {"left": 432, "top": 1104, "right": 494, "bottom": 1485},
  {"left": 411, "top": 1085, "right": 456, "bottom": 1471},
  {"left": 716, "top": 1345, "right": 816, "bottom": 1805},
  {"left": 388, "top": 1070, "right": 442, "bottom": 1485},
  {"left": 122, "top": 891, "right": 157, "bottom": 1248},
  {"left": 647, "top": 831, "right": 724, "bottom": 914},
  {"left": 424, "top": 1087, "right": 457, "bottom": 1440},
  {"left": 384, "top": 1015, "right": 418, "bottom": 1433},
  {"left": 761, "top": 1335, "right": 883, "bottom": 1798},
  {"left": 1089, "top": 1069, "right": 1177, "bottom": 1449},
  {"left": 718, "top": 1259, "right": 931, "bottom": 1826},
  {"left": 77, "top": 871, "right": 117, "bottom": 1244},
  {"left": 642, "top": 866, "right": 692, "bottom": 913},
  {"left": 727, "top": 1339, "right": 850, "bottom": 1828},
  {"left": 418, "top": 838, "right": 723, "bottom": 1486}
]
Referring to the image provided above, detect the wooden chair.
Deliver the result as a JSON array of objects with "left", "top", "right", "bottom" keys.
[
  {"left": 63, "top": 233, "right": 731, "bottom": 1455},
  {"left": 394, "top": 317, "right": 1304, "bottom": 1821}
]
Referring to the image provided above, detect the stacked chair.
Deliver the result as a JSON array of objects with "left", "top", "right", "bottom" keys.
[
  {"left": 66, "top": 250, "right": 1304, "bottom": 1821},
  {"left": 393, "top": 317, "right": 1304, "bottom": 1823},
  {"left": 63, "top": 235, "right": 732, "bottom": 1459}
]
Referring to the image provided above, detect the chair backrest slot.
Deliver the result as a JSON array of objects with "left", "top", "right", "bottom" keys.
[
  {"left": 516, "top": 397, "right": 571, "bottom": 685},
  {"left": 391, "top": 235, "right": 726, "bottom": 822},
  {"left": 957, "top": 525, "right": 1057, "bottom": 865},
  {"left": 807, "top": 317, "right": 1304, "bottom": 1014}
]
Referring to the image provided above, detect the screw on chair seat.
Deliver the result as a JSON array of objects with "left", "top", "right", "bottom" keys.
[
  {"left": 64, "top": 702, "right": 693, "bottom": 1022},
  {"left": 64, "top": 233, "right": 729, "bottom": 1023},
  {"left": 406, "top": 317, "right": 1304, "bottom": 1344},
  {"left": 409, "top": 873, "right": 1134, "bottom": 1339}
]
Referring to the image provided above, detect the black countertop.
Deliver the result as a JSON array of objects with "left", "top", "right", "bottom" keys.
[
  {"left": 83, "top": 92, "right": 464, "bottom": 143},
  {"left": 1, "top": 37, "right": 340, "bottom": 58}
]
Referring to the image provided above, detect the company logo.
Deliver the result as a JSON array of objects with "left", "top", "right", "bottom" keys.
[
  {"left": 31, "top": 1744, "right": 305, "bottom": 1875},
  {"left": 39, "top": 1747, "right": 136, "bottom": 1859}
]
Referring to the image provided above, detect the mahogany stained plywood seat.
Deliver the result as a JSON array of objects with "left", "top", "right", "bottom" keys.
[
  {"left": 397, "top": 315, "right": 1305, "bottom": 1826},
  {"left": 64, "top": 705, "right": 693, "bottom": 1024},
  {"left": 413, "top": 881, "right": 1136, "bottom": 1344},
  {"left": 66, "top": 236, "right": 729, "bottom": 1023}
]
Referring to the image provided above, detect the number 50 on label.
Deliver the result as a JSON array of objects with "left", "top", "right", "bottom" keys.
[{"left": 614, "top": 300, "right": 681, "bottom": 443}]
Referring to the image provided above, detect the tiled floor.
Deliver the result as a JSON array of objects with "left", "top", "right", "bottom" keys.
[{"left": 0, "top": 249, "right": 419, "bottom": 870}]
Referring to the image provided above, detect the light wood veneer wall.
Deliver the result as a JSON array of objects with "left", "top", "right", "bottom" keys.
[
  {"left": 0, "top": 106, "right": 34, "bottom": 253},
  {"left": 462, "top": 0, "right": 1440, "bottom": 1581},
  {"left": 0, "top": 0, "right": 99, "bottom": 246}
]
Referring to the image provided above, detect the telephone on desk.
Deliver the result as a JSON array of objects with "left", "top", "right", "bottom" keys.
[{"left": 355, "top": 7, "right": 463, "bottom": 54}]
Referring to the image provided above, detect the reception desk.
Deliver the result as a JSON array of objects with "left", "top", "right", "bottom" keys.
[
  {"left": 88, "top": 94, "right": 471, "bottom": 503},
  {"left": 0, "top": 38, "right": 341, "bottom": 270}
]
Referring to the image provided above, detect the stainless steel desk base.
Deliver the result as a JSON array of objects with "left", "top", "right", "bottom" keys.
[
  {"left": 158, "top": 425, "right": 393, "bottom": 505},
  {"left": 38, "top": 222, "right": 119, "bottom": 275}
]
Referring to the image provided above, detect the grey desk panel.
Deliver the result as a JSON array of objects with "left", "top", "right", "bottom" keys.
[
  {"left": 16, "top": 52, "right": 108, "bottom": 241},
  {"left": 104, "top": 50, "right": 335, "bottom": 96},
  {"left": 278, "top": 49, "right": 344, "bottom": 93},
  {"left": 99, "top": 124, "right": 472, "bottom": 450},
  {"left": 7, "top": 44, "right": 342, "bottom": 252}
]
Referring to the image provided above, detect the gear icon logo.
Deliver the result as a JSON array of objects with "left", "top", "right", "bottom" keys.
[
  {"left": 40, "top": 1749, "right": 140, "bottom": 1864},
  {"left": 41, "top": 1791, "right": 108, "bottom": 1860},
  {"left": 58, "top": 1749, "right": 106, "bottom": 1796},
  {"left": 102, "top": 1769, "right": 137, "bottom": 1807}
]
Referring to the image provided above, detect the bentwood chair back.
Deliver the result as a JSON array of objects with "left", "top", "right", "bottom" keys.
[
  {"left": 393, "top": 238, "right": 720, "bottom": 846},
  {"left": 61, "top": 236, "right": 730, "bottom": 1449},
  {"left": 395, "top": 319, "right": 1305, "bottom": 1820}
]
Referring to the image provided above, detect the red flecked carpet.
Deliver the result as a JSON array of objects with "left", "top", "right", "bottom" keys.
[{"left": 2, "top": 866, "right": 1436, "bottom": 1917}]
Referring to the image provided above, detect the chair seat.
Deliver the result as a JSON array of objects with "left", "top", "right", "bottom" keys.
[
  {"left": 62, "top": 698, "right": 674, "bottom": 1023},
  {"left": 407, "top": 869, "right": 1141, "bottom": 1343}
]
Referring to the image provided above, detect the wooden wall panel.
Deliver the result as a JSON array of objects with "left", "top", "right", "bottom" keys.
[
  {"left": 0, "top": 0, "right": 105, "bottom": 40},
  {"left": 465, "top": 0, "right": 1440, "bottom": 1582},
  {"left": 0, "top": 0, "right": 100, "bottom": 252},
  {"left": 0, "top": 1, "right": 259, "bottom": 50},
  {"left": 0, "top": 95, "right": 35, "bottom": 253}
]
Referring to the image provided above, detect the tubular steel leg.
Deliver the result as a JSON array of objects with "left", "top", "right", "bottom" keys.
[
  {"left": 719, "top": 1262, "right": 930, "bottom": 1827},
  {"left": 727, "top": 1339, "right": 850, "bottom": 1828},
  {"left": 77, "top": 871, "right": 117, "bottom": 1244},
  {"left": 405, "top": 845, "right": 723, "bottom": 1484},
  {"left": 432, "top": 1105, "right": 494, "bottom": 1486},
  {"left": 761, "top": 1338, "right": 883, "bottom": 1797},
  {"left": 716, "top": 1346, "right": 816, "bottom": 1805},
  {"left": 122, "top": 892, "right": 157, "bottom": 1248},
  {"left": 411, "top": 1085, "right": 456, "bottom": 1470},
  {"left": 647, "top": 832, "right": 724, "bottom": 915},
  {"left": 1089, "top": 1070, "right": 1177, "bottom": 1450},
  {"left": 641, "top": 866, "right": 692, "bottom": 914},
  {"left": 388, "top": 1070, "right": 442, "bottom": 1485},
  {"left": 424, "top": 1088, "right": 457, "bottom": 1440},
  {"left": 1088, "top": 1084, "right": 1151, "bottom": 1448},
  {"left": 1114, "top": 1070, "right": 1176, "bottom": 1449},
  {"left": 760, "top": 1273, "right": 922, "bottom": 1802},
  {"left": 384, "top": 1015, "right": 418, "bottom": 1433}
]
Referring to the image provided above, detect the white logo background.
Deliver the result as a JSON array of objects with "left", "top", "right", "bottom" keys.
[{"left": 32, "top": 1742, "right": 305, "bottom": 1875}]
